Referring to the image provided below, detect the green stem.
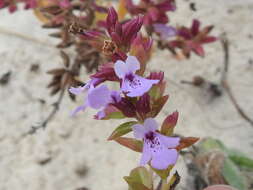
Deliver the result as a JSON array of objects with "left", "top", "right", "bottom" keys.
[{"left": 161, "top": 179, "right": 169, "bottom": 190}]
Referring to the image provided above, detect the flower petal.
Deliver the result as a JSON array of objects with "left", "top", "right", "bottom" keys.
[
  {"left": 151, "top": 148, "right": 178, "bottom": 170},
  {"left": 132, "top": 124, "right": 146, "bottom": 139},
  {"left": 110, "top": 90, "right": 121, "bottom": 103},
  {"left": 125, "top": 56, "right": 140, "bottom": 73},
  {"left": 114, "top": 60, "right": 128, "bottom": 78},
  {"left": 144, "top": 118, "right": 158, "bottom": 132},
  {"left": 71, "top": 105, "right": 87, "bottom": 116},
  {"left": 87, "top": 85, "right": 111, "bottom": 109},
  {"left": 95, "top": 110, "right": 106, "bottom": 120},
  {"left": 157, "top": 134, "right": 180, "bottom": 148},
  {"left": 69, "top": 85, "right": 87, "bottom": 95},
  {"left": 153, "top": 24, "right": 177, "bottom": 40},
  {"left": 122, "top": 75, "right": 159, "bottom": 97},
  {"left": 140, "top": 142, "right": 152, "bottom": 166}
]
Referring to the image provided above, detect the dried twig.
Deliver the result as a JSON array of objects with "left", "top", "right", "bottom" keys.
[
  {"left": 26, "top": 89, "right": 65, "bottom": 135},
  {"left": 220, "top": 34, "right": 253, "bottom": 127}
]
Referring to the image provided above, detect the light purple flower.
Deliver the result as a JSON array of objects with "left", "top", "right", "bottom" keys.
[
  {"left": 133, "top": 118, "right": 180, "bottom": 170},
  {"left": 69, "top": 78, "right": 112, "bottom": 116},
  {"left": 114, "top": 56, "right": 159, "bottom": 97},
  {"left": 153, "top": 24, "right": 177, "bottom": 40},
  {"left": 94, "top": 90, "right": 122, "bottom": 119}
]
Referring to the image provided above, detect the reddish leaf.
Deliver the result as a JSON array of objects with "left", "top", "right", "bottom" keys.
[
  {"left": 115, "top": 137, "right": 143, "bottom": 152},
  {"left": 176, "top": 137, "right": 199, "bottom": 151},
  {"left": 150, "top": 95, "right": 169, "bottom": 117},
  {"left": 161, "top": 111, "right": 179, "bottom": 135}
]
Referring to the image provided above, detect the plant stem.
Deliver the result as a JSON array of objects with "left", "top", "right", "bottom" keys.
[{"left": 161, "top": 179, "right": 169, "bottom": 190}]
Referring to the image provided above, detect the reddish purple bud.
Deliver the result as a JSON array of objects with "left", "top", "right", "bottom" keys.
[
  {"left": 157, "top": 0, "right": 176, "bottom": 12},
  {"left": 148, "top": 7, "right": 160, "bottom": 22},
  {"left": 8, "top": 4, "right": 17, "bottom": 13},
  {"left": 111, "top": 51, "right": 127, "bottom": 62},
  {"left": 115, "top": 22, "right": 123, "bottom": 36},
  {"left": 147, "top": 71, "right": 164, "bottom": 82},
  {"left": 191, "top": 19, "right": 200, "bottom": 36},
  {"left": 81, "top": 30, "right": 104, "bottom": 40},
  {"left": 112, "top": 98, "right": 137, "bottom": 118},
  {"left": 0, "top": 0, "right": 5, "bottom": 8},
  {"left": 177, "top": 27, "right": 192, "bottom": 39},
  {"left": 122, "top": 16, "right": 143, "bottom": 44},
  {"left": 91, "top": 62, "right": 119, "bottom": 82},
  {"left": 110, "top": 32, "right": 121, "bottom": 46},
  {"left": 136, "top": 93, "right": 151, "bottom": 120},
  {"left": 201, "top": 36, "right": 218, "bottom": 43},
  {"left": 161, "top": 111, "right": 179, "bottom": 135},
  {"left": 106, "top": 7, "right": 118, "bottom": 34}
]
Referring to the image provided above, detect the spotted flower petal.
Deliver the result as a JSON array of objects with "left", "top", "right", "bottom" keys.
[
  {"left": 122, "top": 75, "right": 159, "bottom": 97},
  {"left": 150, "top": 148, "right": 178, "bottom": 170},
  {"left": 132, "top": 118, "right": 180, "bottom": 170}
]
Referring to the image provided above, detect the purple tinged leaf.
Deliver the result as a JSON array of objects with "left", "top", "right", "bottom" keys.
[
  {"left": 115, "top": 137, "right": 143, "bottom": 152},
  {"left": 108, "top": 121, "right": 137, "bottom": 140},
  {"left": 161, "top": 111, "right": 179, "bottom": 135},
  {"left": 191, "top": 19, "right": 200, "bottom": 36},
  {"left": 150, "top": 95, "right": 169, "bottom": 117}
]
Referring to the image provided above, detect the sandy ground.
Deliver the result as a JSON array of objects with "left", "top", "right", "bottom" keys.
[{"left": 0, "top": 0, "right": 253, "bottom": 190}]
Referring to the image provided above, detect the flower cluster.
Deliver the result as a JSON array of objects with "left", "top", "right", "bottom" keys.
[{"left": 68, "top": 7, "right": 199, "bottom": 188}]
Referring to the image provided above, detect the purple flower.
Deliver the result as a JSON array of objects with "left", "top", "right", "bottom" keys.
[
  {"left": 114, "top": 56, "right": 159, "bottom": 97},
  {"left": 94, "top": 90, "right": 122, "bottom": 119},
  {"left": 69, "top": 78, "right": 113, "bottom": 116},
  {"left": 133, "top": 118, "right": 180, "bottom": 170},
  {"left": 153, "top": 24, "right": 177, "bottom": 40}
]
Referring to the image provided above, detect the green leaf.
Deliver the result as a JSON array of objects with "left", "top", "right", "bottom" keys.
[
  {"left": 124, "top": 167, "right": 152, "bottom": 190},
  {"left": 108, "top": 121, "right": 137, "bottom": 140},
  {"left": 115, "top": 137, "right": 143, "bottom": 152},
  {"left": 106, "top": 111, "right": 125, "bottom": 119},
  {"left": 222, "top": 158, "right": 247, "bottom": 190},
  {"left": 150, "top": 95, "right": 169, "bottom": 117},
  {"left": 198, "top": 138, "right": 227, "bottom": 153},
  {"left": 228, "top": 149, "right": 253, "bottom": 170},
  {"left": 151, "top": 165, "right": 173, "bottom": 179},
  {"left": 102, "top": 105, "right": 125, "bottom": 119}
]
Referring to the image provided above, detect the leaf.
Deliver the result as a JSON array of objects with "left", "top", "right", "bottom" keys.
[
  {"left": 108, "top": 121, "right": 137, "bottom": 140},
  {"left": 176, "top": 137, "right": 199, "bottom": 151},
  {"left": 151, "top": 165, "right": 173, "bottom": 179},
  {"left": 47, "top": 68, "right": 66, "bottom": 76},
  {"left": 102, "top": 105, "right": 125, "bottom": 120},
  {"left": 228, "top": 149, "right": 253, "bottom": 170},
  {"left": 222, "top": 159, "right": 247, "bottom": 190},
  {"left": 124, "top": 167, "right": 152, "bottom": 190},
  {"left": 198, "top": 138, "right": 227, "bottom": 153},
  {"left": 150, "top": 95, "right": 169, "bottom": 117},
  {"left": 149, "top": 81, "right": 166, "bottom": 100},
  {"left": 161, "top": 111, "right": 179, "bottom": 135},
  {"left": 115, "top": 137, "right": 143, "bottom": 152}
]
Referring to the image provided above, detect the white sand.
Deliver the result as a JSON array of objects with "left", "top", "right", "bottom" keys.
[{"left": 0, "top": 0, "right": 253, "bottom": 189}]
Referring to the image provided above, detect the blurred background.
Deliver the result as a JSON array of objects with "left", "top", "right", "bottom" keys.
[{"left": 0, "top": 0, "right": 252, "bottom": 189}]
